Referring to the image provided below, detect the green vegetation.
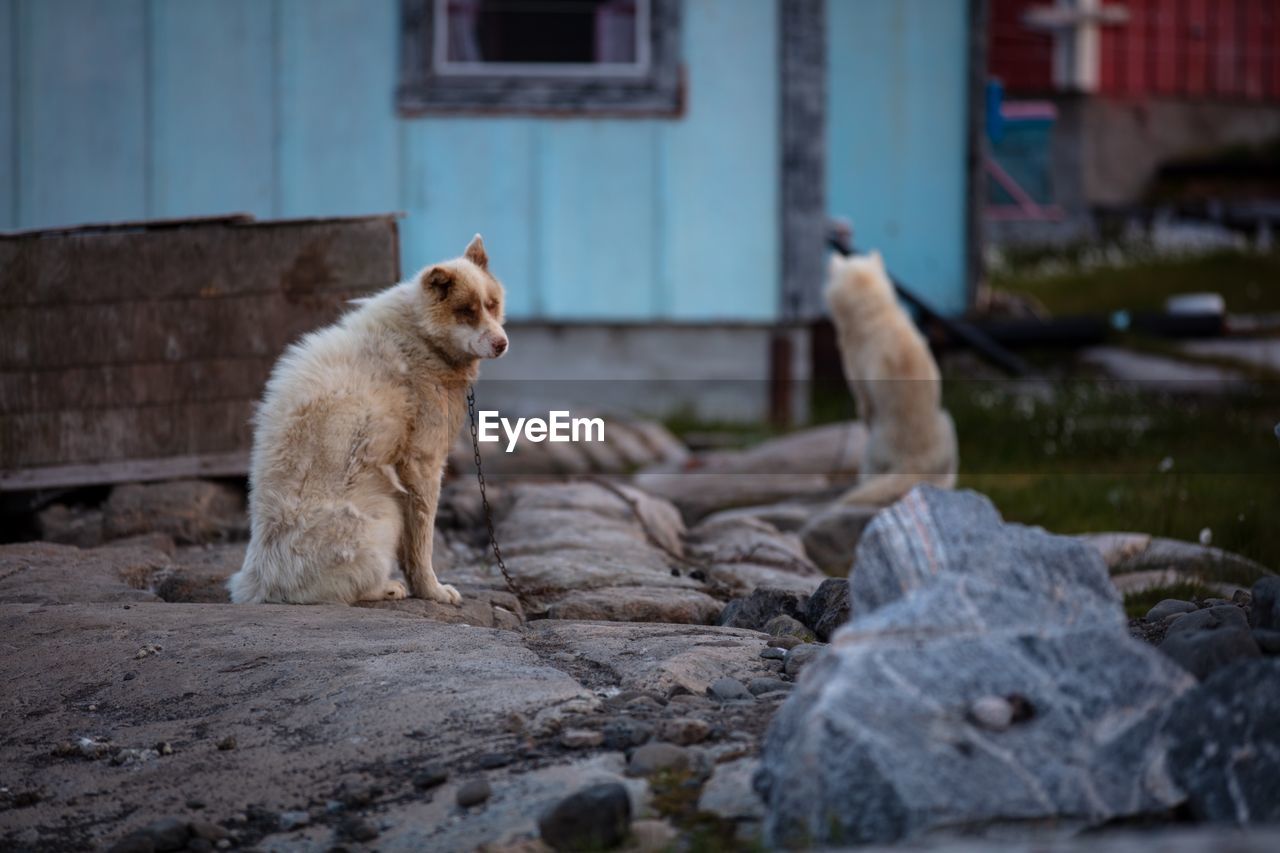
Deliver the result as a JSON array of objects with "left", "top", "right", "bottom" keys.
[
  {"left": 991, "top": 247, "right": 1280, "bottom": 316},
  {"left": 947, "top": 381, "right": 1280, "bottom": 572}
]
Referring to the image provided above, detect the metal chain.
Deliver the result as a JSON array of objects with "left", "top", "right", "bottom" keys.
[{"left": 466, "top": 386, "right": 518, "bottom": 597}]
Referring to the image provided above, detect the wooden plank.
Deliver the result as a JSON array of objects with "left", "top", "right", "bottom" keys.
[
  {"left": 0, "top": 217, "right": 400, "bottom": 306},
  {"left": 1122, "top": 0, "right": 1146, "bottom": 96},
  {"left": 277, "top": 0, "right": 401, "bottom": 217},
  {"left": 0, "top": 291, "right": 367, "bottom": 369},
  {"left": 664, "top": 0, "right": 778, "bottom": 321},
  {"left": 1212, "top": 0, "right": 1240, "bottom": 97},
  {"left": 400, "top": 119, "right": 540, "bottom": 318},
  {"left": 1241, "top": 0, "right": 1265, "bottom": 100},
  {"left": 149, "top": 0, "right": 275, "bottom": 218},
  {"left": 0, "top": 451, "right": 251, "bottom": 492},
  {"left": 17, "top": 0, "right": 148, "bottom": 230},
  {"left": 0, "top": 0, "right": 14, "bottom": 231},
  {"left": 0, "top": 358, "right": 276, "bottom": 414},
  {"left": 1185, "top": 0, "right": 1210, "bottom": 97},
  {"left": 536, "top": 121, "right": 658, "bottom": 320},
  {"left": 1, "top": 400, "right": 256, "bottom": 469},
  {"left": 1149, "top": 0, "right": 1176, "bottom": 96}
]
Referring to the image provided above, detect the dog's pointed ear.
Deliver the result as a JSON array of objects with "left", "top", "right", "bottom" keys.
[
  {"left": 464, "top": 234, "right": 488, "bottom": 269},
  {"left": 422, "top": 266, "right": 454, "bottom": 301}
]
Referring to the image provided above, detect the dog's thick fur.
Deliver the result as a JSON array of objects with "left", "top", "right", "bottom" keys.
[
  {"left": 228, "top": 236, "right": 508, "bottom": 605},
  {"left": 826, "top": 250, "right": 957, "bottom": 506}
]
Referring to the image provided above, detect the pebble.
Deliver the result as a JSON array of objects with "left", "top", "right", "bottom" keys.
[
  {"left": 759, "top": 647, "right": 786, "bottom": 661},
  {"left": 560, "top": 728, "right": 605, "bottom": 749},
  {"left": 783, "top": 644, "right": 823, "bottom": 677},
  {"left": 707, "top": 677, "right": 753, "bottom": 702},
  {"left": 1252, "top": 628, "right": 1280, "bottom": 655},
  {"left": 477, "top": 752, "right": 513, "bottom": 770},
  {"left": 215, "top": 736, "right": 236, "bottom": 751},
  {"left": 189, "top": 821, "right": 226, "bottom": 842},
  {"left": 770, "top": 635, "right": 804, "bottom": 650},
  {"left": 969, "top": 696, "right": 1014, "bottom": 732},
  {"left": 412, "top": 763, "right": 449, "bottom": 790},
  {"left": 537, "top": 782, "right": 632, "bottom": 852},
  {"left": 655, "top": 717, "right": 711, "bottom": 745},
  {"left": 1145, "top": 599, "right": 1198, "bottom": 622},
  {"left": 456, "top": 779, "right": 492, "bottom": 808},
  {"left": 107, "top": 817, "right": 190, "bottom": 853},
  {"left": 339, "top": 817, "right": 380, "bottom": 842},
  {"left": 755, "top": 690, "right": 793, "bottom": 701},
  {"left": 602, "top": 717, "right": 653, "bottom": 750},
  {"left": 764, "top": 614, "right": 816, "bottom": 642},
  {"left": 747, "top": 677, "right": 792, "bottom": 697},
  {"left": 626, "top": 742, "right": 691, "bottom": 777}
]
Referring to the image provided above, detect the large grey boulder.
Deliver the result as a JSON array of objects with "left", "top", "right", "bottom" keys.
[
  {"left": 757, "top": 487, "right": 1195, "bottom": 847},
  {"left": 1164, "top": 658, "right": 1280, "bottom": 824}
]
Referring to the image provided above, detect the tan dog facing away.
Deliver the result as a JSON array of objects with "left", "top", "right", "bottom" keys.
[
  {"left": 826, "top": 250, "right": 957, "bottom": 506},
  {"left": 228, "top": 235, "right": 508, "bottom": 605}
]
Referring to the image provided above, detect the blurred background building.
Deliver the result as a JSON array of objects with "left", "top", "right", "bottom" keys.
[{"left": 987, "top": 0, "right": 1280, "bottom": 244}]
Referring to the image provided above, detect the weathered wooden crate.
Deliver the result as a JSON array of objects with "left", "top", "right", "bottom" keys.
[{"left": 0, "top": 214, "right": 401, "bottom": 491}]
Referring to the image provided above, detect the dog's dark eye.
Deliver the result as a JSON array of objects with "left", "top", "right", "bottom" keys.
[
  {"left": 457, "top": 306, "right": 476, "bottom": 321},
  {"left": 485, "top": 301, "right": 499, "bottom": 313}
]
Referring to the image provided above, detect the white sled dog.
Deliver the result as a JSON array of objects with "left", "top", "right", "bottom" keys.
[
  {"left": 228, "top": 235, "right": 508, "bottom": 605},
  {"left": 826, "top": 250, "right": 957, "bottom": 506}
]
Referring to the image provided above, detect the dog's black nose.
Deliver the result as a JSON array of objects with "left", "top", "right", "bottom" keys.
[{"left": 493, "top": 338, "right": 508, "bottom": 356}]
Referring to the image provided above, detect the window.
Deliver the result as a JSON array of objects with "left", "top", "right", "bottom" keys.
[{"left": 398, "top": 0, "right": 682, "bottom": 116}]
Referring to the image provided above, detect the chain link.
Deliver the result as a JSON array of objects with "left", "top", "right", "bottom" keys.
[{"left": 467, "top": 387, "right": 518, "bottom": 597}]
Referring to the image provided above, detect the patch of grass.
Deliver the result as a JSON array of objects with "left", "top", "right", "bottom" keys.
[
  {"left": 1122, "top": 582, "right": 1220, "bottom": 619},
  {"left": 947, "top": 382, "right": 1280, "bottom": 570},
  {"left": 991, "top": 248, "right": 1280, "bottom": 316}
]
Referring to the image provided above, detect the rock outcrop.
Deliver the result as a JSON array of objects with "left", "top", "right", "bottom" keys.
[{"left": 757, "top": 486, "right": 1196, "bottom": 847}]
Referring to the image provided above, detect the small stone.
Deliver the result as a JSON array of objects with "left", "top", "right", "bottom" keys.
[
  {"left": 626, "top": 742, "right": 691, "bottom": 777},
  {"left": 412, "top": 763, "right": 448, "bottom": 790},
  {"left": 1160, "top": 606, "right": 1261, "bottom": 680},
  {"left": 477, "top": 752, "right": 513, "bottom": 770},
  {"left": 771, "top": 635, "right": 803, "bottom": 650},
  {"left": 1145, "top": 599, "right": 1197, "bottom": 622},
  {"left": 764, "top": 614, "right": 816, "bottom": 643},
  {"left": 1232, "top": 589, "right": 1252, "bottom": 607},
  {"left": 456, "top": 779, "right": 492, "bottom": 808},
  {"left": 215, "top": 842, "right": 230, "bottom": 851},
  {"left": 655, "top": 717, "right": 711, "bottom": 746},
  {"left": 155, "top": 741, "right": 172, "bottom": 756},
  {"left": 783, "top": 643, "right": 823, "bottom": 677},
  {"left": 1253, "top": 628, "right": 1280, "bottom": 655},
  {"left": 123, "top": 672, "right": 136, "bottom": 681},
  {"left": 602, "top": 718, "right": 653, "bottom": 750},
  {"left": 707, "top": 677, "right": 752, "bottom": 702},
  {"left": 717, "top": 588, "right": 809, "bottom": 631},
  {"left": 748, "top": 677, "right": 792, "bottom": 697},
  {"left": 1251, "top": 577, "right": 1280, "bottom": 630},
  {"left": 759, "top": 647, "right": 786, "bottom": 661},
  {"left": 969, "top": 696, "right": 1014, "bottom": 732},
  {"left": 113, "top": 818, "right": 189, "bottom": 853},
  {"left": 560, "top": 729, "right": 605, "bottom": 749},
  {"left": 278, "top": 811, "right": 310, "bottom": 831},
  {"left": 537, "top": 782, "right": 631, "bottom": 851},
  {"left": 215, "top": 736, "right": 236, "bottom": 751},
  {"left": 339, "top": 817, "right": 380, "bottom": 842},
  {"left": 756, "top": 690, "right": 793, "bottom": 701},
  {"left": 189, "top": 821, "right": 226, "bottom": 842},
  {"left": 804, "top": 577, "right": 852, "bottom": 642}
]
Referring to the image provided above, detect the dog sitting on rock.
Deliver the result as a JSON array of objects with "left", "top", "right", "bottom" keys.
[
  {"left": 228, "top": 235, "right": 508, "bottom": 605},
  {"left": 825, "top": 250, "right": 957, "bottom": 506}
]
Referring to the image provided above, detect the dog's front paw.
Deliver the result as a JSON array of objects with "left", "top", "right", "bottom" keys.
[
  {"left": 382, "top": 580, "right": 408, "bottom": 600},
  {"left": 425, "top": 583, "right": 462, "bottom": 606}
]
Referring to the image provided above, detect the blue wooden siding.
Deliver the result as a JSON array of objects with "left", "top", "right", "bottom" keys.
[
  {"left": 827, "top": 0, "right": 971, "bottom": 316},
  {"left": 3, "top": 0, "right": 782, "bottom": 322}
]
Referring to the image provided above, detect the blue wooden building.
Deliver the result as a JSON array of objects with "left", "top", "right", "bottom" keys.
[{"left": 2, "top": 0, "right": 978, "bottom": 416}]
